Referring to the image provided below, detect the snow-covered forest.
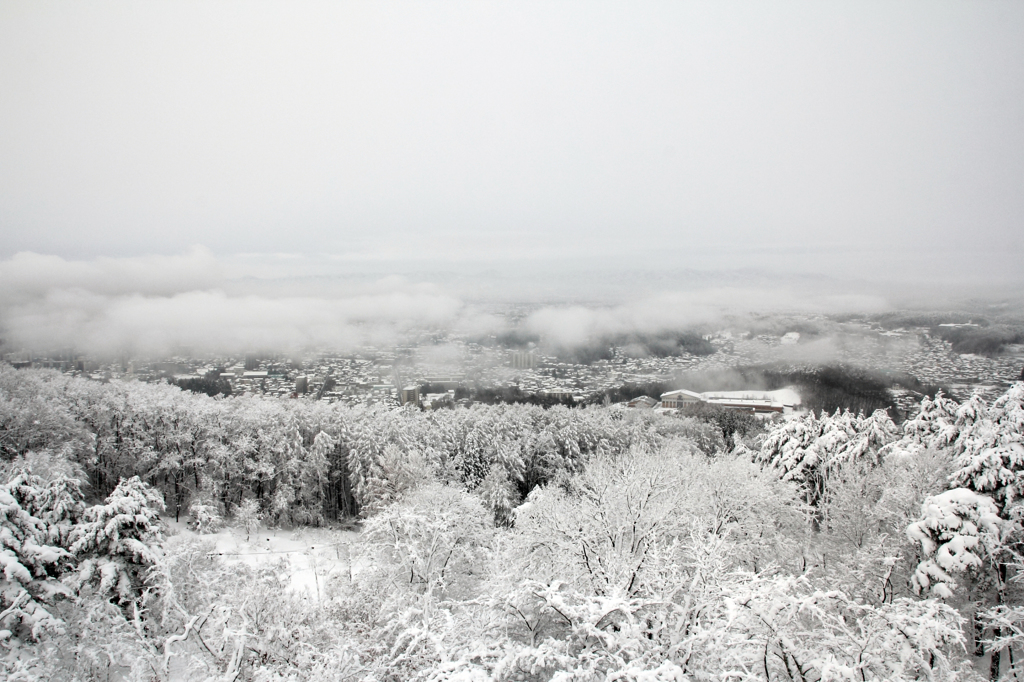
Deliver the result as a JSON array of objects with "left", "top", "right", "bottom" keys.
[{"left": 2, "top": 365, "right": 1024, "bottom": 681}]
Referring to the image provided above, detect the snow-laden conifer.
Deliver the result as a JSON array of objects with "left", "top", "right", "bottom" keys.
[
  {"left": 758, "top": 411, "right": 822, "bottom": 486},
  {"left": 4, "top": 471, "right": 84, "bottom": 548},
  {"left": 69, "top": 476, "right": 165, "bottom": 604},
  {"left": 906, "top": 488, "right": 1003, "bottom": 598},
  {"left": 758, "top": 408, "right": 899, "bottom": 508},
  {"left": 901, "top": 390, "right": 961, "bottom": 453},
  {"left": 948, "top": 383, "right": 1024, "bottom": 509},
  {"left": 0, "top": 476, "right": 72, "bottom": 641}
]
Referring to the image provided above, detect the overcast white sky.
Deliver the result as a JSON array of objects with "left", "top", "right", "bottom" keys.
[
  {"left": 1, "top": 1, "right": 1021, "bottom": 280},
  {"left": 0, "top": 1, "right": 1023, "bottom": 355}
]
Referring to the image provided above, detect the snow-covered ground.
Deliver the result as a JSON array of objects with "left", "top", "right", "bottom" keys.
[{"left": 165, "top": 521, "right": 360, "bottom": 600}]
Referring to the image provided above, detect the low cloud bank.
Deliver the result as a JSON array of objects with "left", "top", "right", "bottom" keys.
[
  {"left": 0, "top": 247, "right": 223, "bottom": 304},
  {"left": 0, "top": 250, "right": 892, "bottom": 358},
  {"left": 524, "top": 289, "right": 889, "bottom": 350},
  {"left": 0, "top": 251, "right": 466, "bottom": 356},
  {"left": 5, "top": 289, "right": 464, "bottom": 356}
]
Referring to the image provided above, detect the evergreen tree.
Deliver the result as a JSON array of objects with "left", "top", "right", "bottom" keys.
[{"left": 69, "top": 476, "right": 165, "bottom": 605}]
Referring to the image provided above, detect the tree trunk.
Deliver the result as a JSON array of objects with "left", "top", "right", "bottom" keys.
[{"left": 990, "top": 629, "right": 1001, "bottom": 681}]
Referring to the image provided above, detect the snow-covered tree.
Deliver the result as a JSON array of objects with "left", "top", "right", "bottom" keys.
[
  {"left": 478, "top": 463, "right": 520, "bottom": 527},
  {"left": 296, "top": 429, "right": 333, "bottom": 523},
  {"left": 436, "top": 535, "right": 969, "bottom": 682},
  {"left": 902, "top": 385, "right": 1024, "bottom": 677},
  {"left": 358, "top": 483, "right": 492, "bottom": 600},
  {"left": 0, "top": 367, "right": 91, "bottom": 463},
  {"left": 819, "top": 446, "right": 951, "bottom": 605},
  {"left": 233, "top": 497, "right": 263, "bottom": 542},
  {"left": 686, "top": 575, "right": 968, "bottom": 682},
  {"left": 187, "top": 499, "right": 223, "bottom": 534},
  {"left": 901, "top": 389, "right": 961, "bottom": 453},
  {"left": 949, "top": 383, "right": 1024, "bottom": 510},
  {"left": 69, "top": 476, "right": 165, "bottom": 604},
  {"left": 758, "top": 409, "right": 899, "bottom": 510},
  {"left": 3, "top": 470, "right": 85, "bottom": 548},
  {"left": 0, "top": 478, "right": 70, "bottom": 642},
  {"left": 906, "top": 488, "right": 1005, "bottom": 599}
]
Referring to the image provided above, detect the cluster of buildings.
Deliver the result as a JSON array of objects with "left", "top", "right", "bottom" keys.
[
  {"left": 635, "top": 388, "right": 795, "bottom": 414},
  {"left": 5, "top": 311, "right": 1021, "bottom": 412}
]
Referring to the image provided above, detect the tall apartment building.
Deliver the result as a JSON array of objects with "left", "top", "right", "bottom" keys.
[
  {"left": 510, "top": 350, "right": 537, "bottom": 370},
  {"left": 400, "top": 385, "right": 421, "bottom": 406}
]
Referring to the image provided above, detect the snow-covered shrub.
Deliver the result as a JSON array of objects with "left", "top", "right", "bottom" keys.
[{"left": 187, "top": 500, "right": 223, "bottom": 534}]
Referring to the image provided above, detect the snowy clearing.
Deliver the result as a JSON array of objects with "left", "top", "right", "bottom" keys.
[{"left": 165, "top": 520, "right": 360, "bottom": 601}]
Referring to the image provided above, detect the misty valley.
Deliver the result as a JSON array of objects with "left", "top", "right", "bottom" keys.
[{"left": 3, "top": 306, "right": 1024, "bottom": 680}]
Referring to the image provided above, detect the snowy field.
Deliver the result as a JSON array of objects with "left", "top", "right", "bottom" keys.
[
  {"left": 165, "top": 520, "right": 361, "bottom": 602},
  {"left": 700, "top": 387, "right": 801, "bottom": 406}
]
